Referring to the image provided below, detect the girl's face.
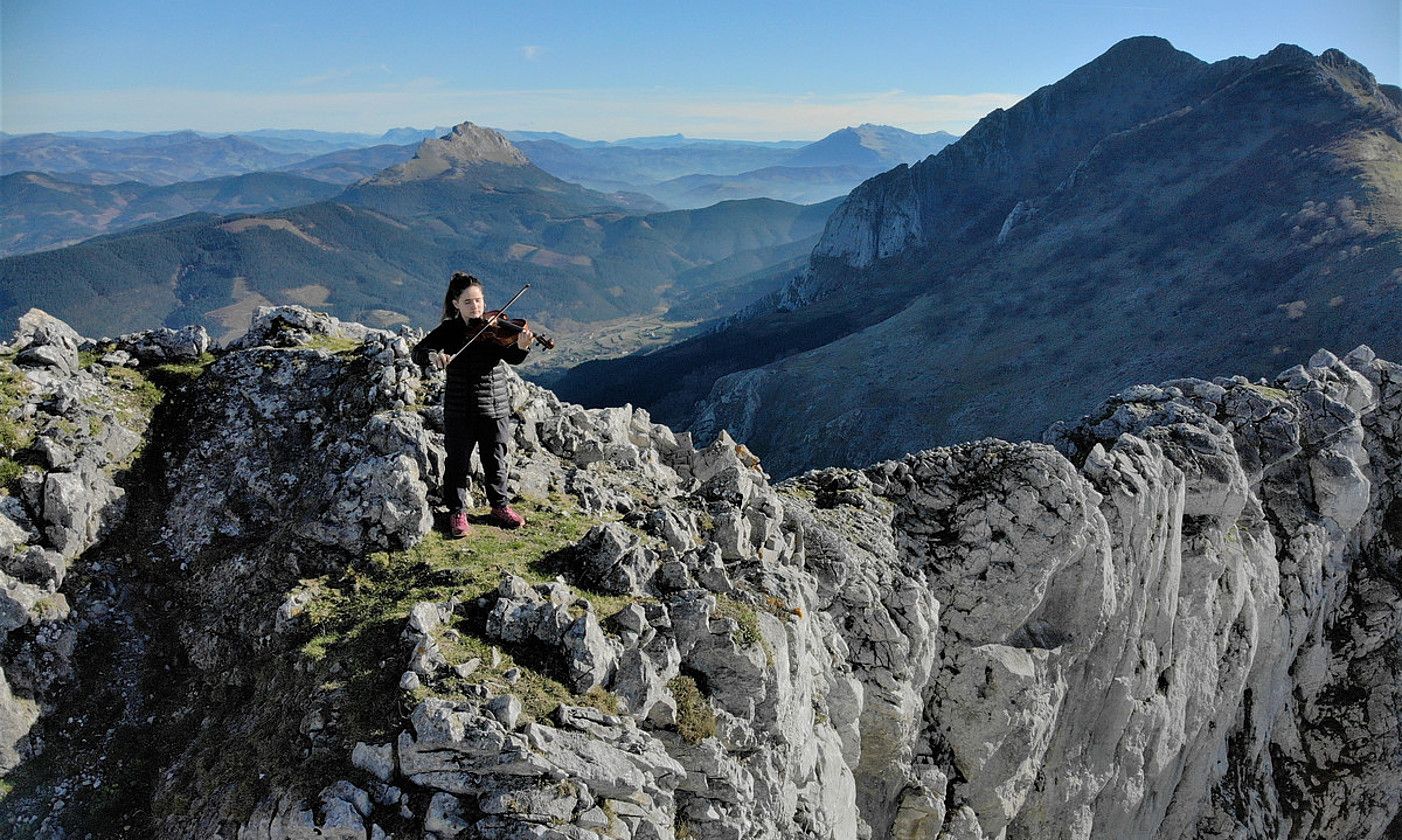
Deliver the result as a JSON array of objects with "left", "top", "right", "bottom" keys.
[{"left": 454, "top": 285, "right": 485, "bottom": 320}]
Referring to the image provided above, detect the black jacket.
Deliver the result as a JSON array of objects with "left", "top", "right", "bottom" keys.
[{"left": 411, "top": 317, "right": 529, "bottom": 420}]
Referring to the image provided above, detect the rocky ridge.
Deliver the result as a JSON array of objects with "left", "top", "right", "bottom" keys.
[
  {"left": 689, "top": 41, "right": 1402, "bottom": 478},
  {"left": 797, "top": 36, "right": 1225, "bottom": 298},
  {"left": 0, "top": 306, "right": 1398, "bottom": 839},
  {"left": 555, "top": 39, "right": 1402, "bottom": 481},
  {"left": 1, "top": 310, "right": 210, "bottom": 771}
]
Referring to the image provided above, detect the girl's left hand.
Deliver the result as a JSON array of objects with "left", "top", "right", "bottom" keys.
[{"left": 517, "top": 326, "right": 534, "bottom": 349}]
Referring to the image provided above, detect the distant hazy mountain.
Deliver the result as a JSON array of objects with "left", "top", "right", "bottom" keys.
[
  {"left": 2, "top": 124, "right": 952, "bottom": 209},
  {"left": 512, "top": 124, "right": 959, "bottom": 207},
  {"left": 609, "top": 134, "right": 811, "bottom": 149},
  {"left": 276, "top": 143, "right": 420, "bottom": 184},
  {"left": 784, "top": 124, "right": 958, "bottom": 168},
  {"left": 0, "top": 123, "right": 836, "bottom": 343},
  {"left": 234, "top": 128, "right": 385, "bottom": 150},
  {"left": 511, "top": 139, "right": 792, "bottom": 190},
  {"left": 224, "top": 135, "right": 356, "bottom": 157},
  {"left": 377, "top": 126, "right": 454, "bottom": 145},
  {"left": 499, "top": 130, "right": 609, "bottom": 148},
  {"left": 0, "top": 170, "right": 344, "bottom": 256},
  {"left": 646, "top": 164, "right": 890, "bottom": 208},
  {"left": 0, "top": 131, "right": 308, "bottom": 185},
  {"left": 555, "top": 38, "right": 1402, "bottom": 478},
  {"left": 51, "top": 130, "right": 152, "bottom": 140}
]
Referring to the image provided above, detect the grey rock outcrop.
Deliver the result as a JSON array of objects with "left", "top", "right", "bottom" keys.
[
  {"left": 229, "top": 304, "right": 383, "bottom": 352},
  {"left": 575, "top": 522, "right": 658, "bottom": 595},
  {"left": 7, "top": 309, "right": 82, "bottom": 361},
  {"left": 5, "top": 305, "right": 1398, "bottom": 840},
  {"left": 114, "top": 324, "right": 210, "bottom": 364},
  {"left": 0, "top": 308, "right": 157, "bottom": 772},
  {"left": 151, "top": 310, "right": 434, "bottom": 675},
  {"left": 346, "top": 342, "right": 1397, "bottom": 840}
]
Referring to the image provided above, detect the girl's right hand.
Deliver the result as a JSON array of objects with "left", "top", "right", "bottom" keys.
[{"left": 432, "top": 351, "right": 451, "bottom": 369}]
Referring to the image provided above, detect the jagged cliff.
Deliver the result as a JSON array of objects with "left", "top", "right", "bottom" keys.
[
  {"left": 1, "top": 307, "right": 1399, "bottom": 839},
  {"left": 553, "top": 39, "right": 1402, "bottom": 480},
  {"left": 684, "top": 41, "right": 1402, "bottom": 479}
]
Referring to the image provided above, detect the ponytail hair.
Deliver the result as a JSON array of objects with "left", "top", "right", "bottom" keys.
[{"left": 441, "top": 272, "right": 483, "bottom": 321}]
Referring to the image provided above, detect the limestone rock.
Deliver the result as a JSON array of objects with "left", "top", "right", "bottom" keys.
[
  {"left": 352, "top": 742, "right": 395, "bottom": 783},
  {"left": 116, "top": 325, "right": 210, "bottom": 363},
  {"left": 563, "top": 612, "right": 619, "bottom": 693},
  {"left": 575, "top": 522, "right": 658, "bottom": 595},
  {"left": 17, "top": 344, "right": 77, "bottom": 375},
  {"left": 424, "top": 792, "right": 471, "bottom": 837},
  {"left": 229, "top": 305, "right": 381, "bottom": 350},
  {"left": 7, "top": 308, "right": 1397, "bottom": 840},
  {"left": 486, "top": 574, "right": 574, "bottom": 645},
  {"left": 7, "top": 308, "right": 83, "bottom": 356}
]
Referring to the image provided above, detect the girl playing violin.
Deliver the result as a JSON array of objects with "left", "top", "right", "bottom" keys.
[{"left": 411, "top": 272, "right": 533, "bottom": 537}]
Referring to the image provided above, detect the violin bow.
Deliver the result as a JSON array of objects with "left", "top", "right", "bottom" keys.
[{"left": 444, "top": 283, "right": 532, "bottom": 365}]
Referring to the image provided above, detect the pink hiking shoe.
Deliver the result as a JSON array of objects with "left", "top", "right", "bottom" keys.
[
  {"left": 491, "top": 505, "right": 525, "bottom": 530},
  {"left": 448, "top": 510, "right": 472, "bottom": 538}
]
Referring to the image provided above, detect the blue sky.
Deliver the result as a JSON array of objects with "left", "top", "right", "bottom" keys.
[{"left": 3, "top": 0, "right": 1398, "bottom": 139}]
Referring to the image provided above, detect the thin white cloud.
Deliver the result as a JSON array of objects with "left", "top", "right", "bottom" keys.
[
  {"left": 3, "top": 86, "right": 1024, "bottom": 139},
  {"left": 293, "top": 64, "right": 398, "bottom": 87},
  {"left": 293, "top": 68, "right": 355, "bottom": 86},
  {"left": 520, "top": 45, "right": 545, "bottom": 61}
]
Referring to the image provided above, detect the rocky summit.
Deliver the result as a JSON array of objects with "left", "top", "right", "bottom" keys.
[
  {"left": 364, "top": 122, "right": 532, "bottom": 185},
  {"left": 0, "top": 305, "right": 1399, "bottom": 839}
]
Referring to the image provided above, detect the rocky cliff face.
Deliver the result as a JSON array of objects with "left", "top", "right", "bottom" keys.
[
  {"left": 1, "top": 307, "right": 1399, "bottom": 840},
  {"left": 803, "top": 36, "right": 1223, "bottom": 290},
  {"left": 686, "top": 40, "right": 1402, "bottom": 478},
  {"left": 553, "top": 39, "right": 1402, "bottom": 481},
  {"left": 1, "top": 312, "right": 208, "bottom": 772}
]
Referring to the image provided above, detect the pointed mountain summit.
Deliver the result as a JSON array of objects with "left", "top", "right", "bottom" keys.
[
  {"left": 342, "top": 119, "right": 623, "bottom": 221},
  {"left": 365, "top": 122, "right": 530, "bottom": 185},
  {"left": 784, "top": 123, "right": 958, "bottom": 168}
]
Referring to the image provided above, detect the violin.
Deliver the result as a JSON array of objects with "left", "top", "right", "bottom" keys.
[
  {"left": 443, "top": 283, "right": 556, "bottom": 366},
  {"left": 473, "top": 310, "right": 556, "bottom": 350}
]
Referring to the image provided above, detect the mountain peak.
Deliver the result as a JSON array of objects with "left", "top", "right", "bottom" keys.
[
  {"left": 1068, "top": 35, "right": 1205, "bottom": 81},
  {"left": 784, "top": 124, "right": 958, "bottom": 169},
  {"left": 1259, "top": 42, "right": 1317, "bottom": 66},
  {"left": 366, "top": 121, "right": 529, "bottom": 184}
]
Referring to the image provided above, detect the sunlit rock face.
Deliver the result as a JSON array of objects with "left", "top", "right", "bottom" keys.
[{"left": 3, "top": 305, "right": 1399, "bottom": 839}]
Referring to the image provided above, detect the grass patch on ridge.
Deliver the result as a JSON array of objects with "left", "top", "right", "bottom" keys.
[
  {"left": 667, "top": 675, "right": 716, "bottom": 745},
  {"left": 1, "top": 352, "right": 37, "bottom": 492},
  {"left": 1241, "top": 381, "right": 1290, "bottom": 402},
  {"left": 298, "top": 494, "right": 634, "bottom": 739},
  {"left": 298, "top": 335, "right": 364, "bottom": 356}
]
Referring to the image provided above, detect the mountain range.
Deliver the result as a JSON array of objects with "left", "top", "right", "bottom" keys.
[
  {"left": 554, "top": 37, "right": 1402, "bottom": 478},
  {"left": 0, "top": 131, "right": 310, "bottom": 186},
  {"left": 513, "top": 125, "right": 958, "bottom": 207},
  {"left": 0, "top": 171, "right": 344, "bottom": 256},
  {"left": 0, "top": 125, "right": 953, "bottom": 258},
  {"left": 0, "top": 123, "right": 840, "bottom": 344}
]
